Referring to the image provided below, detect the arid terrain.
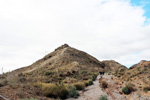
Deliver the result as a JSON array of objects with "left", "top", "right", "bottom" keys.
[{"left": 0, "top": 44, "right": 150, "bottom": 100}]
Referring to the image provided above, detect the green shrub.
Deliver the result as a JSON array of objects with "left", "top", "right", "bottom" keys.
[
  {"left": 41, "top": 83, "right": 79, "bottom": 99},
  {"left": 45, "top": 71, "right": 54, "bottom": 76},
  {"left": 122, "top": 84, "right": 134, "bottom": 95},
  {"left": 73, "top": 82, "right": 85, "bottom": 90},
  {"left": 84, "top": 81, "right": 89, "bottom": 87},
  {"left": 84, "top": 79, "right": 93, "bottom": 86},
  {"left": 42, "top": 83, "right": 69, "bottom": 99},
  {"left": 80, "top": 70, "right": 87, "bottom": 74},
  {"left": 101, "top": 81, "right": 108, "bottom": 89},
  {"left": 120, "top": 69, "right": 125, "bottom": 72},
  {"left": 122, "top": 86, "right": 129, "bottom": 94},
  {"left": 92, "top": 74, "right": 97, "bottom": 81},
  {"left": 88, "top": 79, "right": 93, "bottom": 85},
  {"left": 67, "top": 85, "right": 79, "bottom": 98},
  {"left": 143, "top": 86, "right": 150, "bottom": 92},
  {"left": 99, "top": 95, "right": 107, "bottom": 100},
  {"left": 9, "top": 79, "right": 17, "bottom": 88}
]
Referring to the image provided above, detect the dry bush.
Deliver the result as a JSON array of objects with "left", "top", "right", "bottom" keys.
[
  {"left": 67, "top": 85, "right": 79, "bottom": 98},
  {"left": 34, "top": 82, "right": 79, "bottom": 99},
  {"left": 84, "top": 79, "right": 93, "bottom": 86},
  {"left": 73, "top": 82, "right": 85, "bottom": 90},
  {"left": 143, "top": 86, "right": 150, "bottom": 92},
  {"left": 42, "top": 83, "right": 68, "bottom": 99},
  {"left": 101, "top": 81, "right": 108, "bottom": 89},
  {"left": 122, "top": 83, "right": 135, "bottom": 95}
]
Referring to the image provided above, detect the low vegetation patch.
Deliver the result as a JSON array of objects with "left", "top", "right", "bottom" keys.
[
  {"left": 67, "top": 85, "right": 79, "bottom": 98},
  {"left": 34, "top": 82, "right": 79, "bottom": 99},
  {"left": 42, "top": 83, "right": 68, "bottom": 99},
  {"left": 143, "top": 86, "right": 150, "bottom": 92},
  {"left": 92, "top": 73, "right": 98, "bottom": 81},
  {"left": 101, "top": 81, "right": 108, "bottom": 89},
  {"left": 44, "top": 71, "right": 54, "bottom": 76},
  {"left": 122, "top": 83, "right": 135, "bottom": 95},
  {"left": 0, "top": 79, "right": 8, "bottom": 86},
  {"left": 17, "top": 89, "right": 24, "bottom": 98},
  {"left": 73, "top": 82, "right": 85, "bottom": 90},
  {"left": 99, "top": 95, "right": 107, "bottom": 100},
  {"left": 84, "top": 79, "right": 93, "bottom": 86}
]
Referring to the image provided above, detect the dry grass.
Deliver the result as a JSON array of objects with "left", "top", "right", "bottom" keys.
[{"left": 73, "top": 82, "right": 85, "bottom": 90}]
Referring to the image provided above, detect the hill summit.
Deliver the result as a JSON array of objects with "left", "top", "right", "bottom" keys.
[{"left": 9, "top": 44, "right": 105, "bottom": 83}]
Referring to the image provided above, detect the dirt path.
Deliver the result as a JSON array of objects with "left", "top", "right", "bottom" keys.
[
  {"left": 66, "top": 75, "right": 112, "bottom": 100},
  {"left": 67, "top": 74, "right": 150, "bottom": 100}
]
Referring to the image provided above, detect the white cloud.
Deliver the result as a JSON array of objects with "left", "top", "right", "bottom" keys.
[{"left": 0, "top": 0, "right": 150, "bottom": 73}]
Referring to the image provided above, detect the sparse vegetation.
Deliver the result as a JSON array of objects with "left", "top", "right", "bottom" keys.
[
  {"left": 17, "top": 89, "right": 24, "bottom": 98},
  {"left": 9, "top": 79, "right": 17, "bottom": 88},
  {"left": 122, "top": 84, "right": 135, "bottom": 95},
  {"left": 143, "top": 86, "right": 150, "bottom": 92},
  {"left": 44, "top": 71, "right": 54, "bottom": 76},
  {"left": 73, "top": 82, "right": 85, "bottom": 90},
  {"left": 99, "top": 95, "right": 107, "bottom": 100},
  {"left": 34, "top": 82, "right": 79, "bottom": 99},
  {"left": 92, "top": 73, "right": 98, "bottom": 81},
  {"left": 67, "top": 85, "right": 79, "bottom": 98},
  {"left": 42, "top": 83, "right": 69, "bottom": 99},
  {"left": 0, "top": 79, "right": 8, "bottom": 86},
  {"left": 114, "top": 69, "right": 125, "bottom": 77},
  {"left": 84, "top": 79, "right": 93, "bottom": 86},
  {"left": 101, "top": 81, "right": 108, "bottom": 89},
  {"left": 122, "top": 86, "right": 129, "bottom": 94}
]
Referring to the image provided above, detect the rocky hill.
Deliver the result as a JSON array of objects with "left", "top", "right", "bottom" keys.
[
  {"left": 122, "top": 60, "right": 150, "bottom": 84},
  {"left": 102, "top": 60, "right": 127, "bottom": 72},
  {"left": 0, "top": 44, "right": 106, "bottom": 100},
  {"left": 129, "top": 60, "right": 147, "bottom": 69},
  {"left": 10, "top": 44, "right": 105, "bottom": 83},
  {"left": 115, "top": 60, "right": 150, "bottom": 97}
]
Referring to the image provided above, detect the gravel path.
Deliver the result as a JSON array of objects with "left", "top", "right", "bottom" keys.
[
  {"left": 66, "top": 75, "right": 112, "bottom": 100},
  {"left": 67, "top": 74, "right": 150, "bottom": 100}
]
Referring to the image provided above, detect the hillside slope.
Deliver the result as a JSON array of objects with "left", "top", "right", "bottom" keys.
[
  {"left": 102, "top": 60, "right": 127, "bottom": 72},
  {"left": 0, "top": 44, "right": 105, "bottom": 100},
  {"left": 122, "top": 60, "right": 150, "bottom": 87},
  {"left": 9, "top": 44, "right": 105, "bottom": 83}
]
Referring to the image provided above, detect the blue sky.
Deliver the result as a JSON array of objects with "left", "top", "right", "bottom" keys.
[{"left": 130, "top": 0, "right": 150, "bottom": 18}]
